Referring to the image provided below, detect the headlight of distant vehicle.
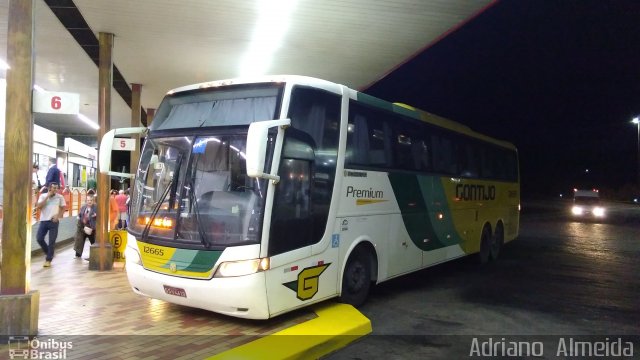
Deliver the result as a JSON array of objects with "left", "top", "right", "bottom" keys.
[
  {"left": 571, "top": 206, "right": 584, "bottom": 215},
  {"left": 593, "top": 207, "right": 605, "bottom": 217}
]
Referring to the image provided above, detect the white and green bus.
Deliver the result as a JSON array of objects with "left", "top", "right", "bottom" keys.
[{"left": 100, "top": 75, "right": 520, "bottom": 319}]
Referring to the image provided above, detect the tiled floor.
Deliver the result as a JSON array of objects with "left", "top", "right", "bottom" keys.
[{"left": 0, "top": 241, "right": 316, "bottom": 359}]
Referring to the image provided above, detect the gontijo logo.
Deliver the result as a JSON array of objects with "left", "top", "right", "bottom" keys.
[
  {"left": 456, "top": 184, "right": 496, "bottom": 201},
  {"left": 346, "top": 186, "right": 387, "bottom": 205},
  {"left": 283, "top": 263, "right": 331, "bottom": 301}
]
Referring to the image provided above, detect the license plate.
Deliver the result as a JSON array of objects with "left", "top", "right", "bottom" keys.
[{"left": 163, "top": 285, "right": 187, "bottom": 298}]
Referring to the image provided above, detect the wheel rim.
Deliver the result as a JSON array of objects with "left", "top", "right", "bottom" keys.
[{"left": 346, "top": 261, "right": 366, "bottom": 294}]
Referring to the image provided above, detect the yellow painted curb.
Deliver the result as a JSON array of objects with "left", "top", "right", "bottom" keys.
[{"left": 208, "top": 302, "right": 372, "bottom": 360}]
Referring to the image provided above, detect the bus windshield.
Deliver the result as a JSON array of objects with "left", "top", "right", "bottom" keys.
[
  {"left": 127, "top": 83, "right": 284, "bottom": 249},
  {"left": 130, "top": 135, "right": 268, "bottom": 249}
]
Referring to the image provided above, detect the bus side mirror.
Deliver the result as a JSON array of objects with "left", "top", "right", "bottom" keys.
[
  {"left": 246, "top": 118, "right": 291, "bottom": 181},
  {"left": 99, "top": 126, "right": 147, "bottom": 178}
]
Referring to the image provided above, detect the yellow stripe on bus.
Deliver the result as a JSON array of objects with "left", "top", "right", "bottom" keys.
[{"left": 356, "top": 199, "right": 389, "bottom": 206}]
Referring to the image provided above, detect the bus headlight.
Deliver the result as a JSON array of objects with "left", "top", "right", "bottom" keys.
[
  {"left": 571, "top": 206, "right": 583, "bottom": 215},
  {"left": 593, "top": 207, "right": 605, "bottom": 217},
  {"left": 125, "top": 244, "right": 142, "bottom": 265},
  {"left": 214, "top": 258, "right": 270, "bottom": 278}
]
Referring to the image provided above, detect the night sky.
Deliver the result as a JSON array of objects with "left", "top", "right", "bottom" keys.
[{"left": 364, "top": 0, "right": 640, "bottom": 199}]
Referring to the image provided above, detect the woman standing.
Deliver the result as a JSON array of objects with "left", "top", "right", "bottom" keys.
[
  {"left": 109, "top": 190, "right": 119, "bottom": 230},
  {"left": 74, "top": 194, "right": 97, "bottom": 258}
]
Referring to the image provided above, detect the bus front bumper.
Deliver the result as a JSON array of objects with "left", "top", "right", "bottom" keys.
[{"left": 125, "top": 260, "right": 270, "bottom": 319}]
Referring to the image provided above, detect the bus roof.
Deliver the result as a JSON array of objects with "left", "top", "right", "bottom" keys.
[
  {"left": 164, "top": 75, "right": 517, "bottom": 151},
  {"left": 355, "top": 92, "right": 517, "bottom": 150},
  {"left": 166, "top": 75, "right": 344, "bottom": 96}
]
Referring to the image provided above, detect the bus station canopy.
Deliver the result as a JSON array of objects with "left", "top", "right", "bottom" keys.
[{"left": 0, "top": 0, "right": 493, "bottom": 136}]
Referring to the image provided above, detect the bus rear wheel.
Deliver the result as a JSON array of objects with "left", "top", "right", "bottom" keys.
[
  {"left": 340, "top": 249, "right": 371, "bottom": 307},
  {"left": 490, "top": 223, "right": 504, "bottom": 261},
  {"left": 478, "top": 226, "right": 492, "bottom": 265}
]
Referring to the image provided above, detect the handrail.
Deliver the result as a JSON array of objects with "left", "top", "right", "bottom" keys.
[
  {"left": 62, "top": 187, "right": 71, "bottom": 216},
  {"left": 71, "top": 189, "right": 80, "bottom": 216},
  {"left": 70, "top": 188, "right": 88, "bottom": 217}
]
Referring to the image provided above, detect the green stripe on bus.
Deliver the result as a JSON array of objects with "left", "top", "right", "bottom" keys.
[
  {"left": 388, "top": 173, "right": 461, "bottom": 251},
  {"left": 356, "top": 92, "right": 394, "bottom": 111},
  {"left": 172, "top": 249, "right": 222, "bottom": 273}
]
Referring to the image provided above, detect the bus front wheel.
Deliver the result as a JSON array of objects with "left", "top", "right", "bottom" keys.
[{"left": 340, "top": 249, "right": 371, "bottom": 307}]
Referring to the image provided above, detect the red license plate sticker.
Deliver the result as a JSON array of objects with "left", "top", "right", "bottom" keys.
[{"left": 163, "top": 285, "right": 187, "bottom": 298}]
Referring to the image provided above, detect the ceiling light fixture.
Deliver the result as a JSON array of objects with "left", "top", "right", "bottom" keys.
[
  {"left": 238, "top": 0, "right": 297, "bottom": 77},
  {"left": 78, "top": 113, "right": 100, "bottom": 130}
]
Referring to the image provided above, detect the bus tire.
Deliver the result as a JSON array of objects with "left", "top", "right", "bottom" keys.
[
  {"left": 478, "top": 226, "right": 492, "bottom": 265},
  {"left": 490, "top": 222, "right": 504, "bottom": 261},
  {"left": 339, "top": 248, "right": 372, "bottom": 307}
]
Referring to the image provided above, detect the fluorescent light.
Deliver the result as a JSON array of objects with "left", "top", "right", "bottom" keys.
[
  {"left": 78, "top": 113, "right": 99, "bottom": 130},
  {"left": 238, "top": 0, "right": 297, "bottom": 76}
]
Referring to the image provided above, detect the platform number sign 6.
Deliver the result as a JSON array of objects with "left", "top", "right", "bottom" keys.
[
  {"left": 32, "top": 91, "right": 80, "bottom": 115},
  {"left": 51, "top": 96, "right": 62, "bottom": 110}
]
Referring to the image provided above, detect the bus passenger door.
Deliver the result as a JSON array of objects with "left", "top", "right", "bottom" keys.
[{"left": 265, "top": 156, "right": 338, "bottom": 316}]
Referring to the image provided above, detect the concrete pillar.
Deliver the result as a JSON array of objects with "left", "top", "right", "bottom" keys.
[
  {"left": 0, "top": 0, "right": 39, "bottom": 336},
  {"left": 146, "top": 108, "right": 155, "bottom": 126},
  {"left": 130, "top": 83, "right": 141, "bottom": 175},
  {"left": 91, "top": 32, "right": 114, "bottom": 271}
]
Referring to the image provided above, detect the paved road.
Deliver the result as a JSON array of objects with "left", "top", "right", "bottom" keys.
[{"left": 325, "top": 201, "right": 640, "bottom": 359}]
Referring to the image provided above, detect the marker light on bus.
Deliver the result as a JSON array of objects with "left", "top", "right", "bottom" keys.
[
  {"left": 214, "top": 258, "right": 270, "bottom": 278},
  {"left": 125, "top": 244, "right": 142, "bottom": 265},
  {"left": 138, "top": 216, "right": 174, "bottom": 229}
]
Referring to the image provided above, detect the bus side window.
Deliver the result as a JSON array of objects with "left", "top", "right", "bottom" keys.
[
  {"left": 412, "top": 139, "right": 430, "bottom": 171},
  {"left": 460, "top": 141, "right": 479, "bottom": 178},
  {"left": 394, "top": 130, "right": 413, "bottom": 170},
  {"left": 479, "top": 145, "right": 493, "bottom": 179},
  {"left": 432, "top": 134, "right": 457, "bottom": 175},
  {"left": 346, "top": 114, "right": 369, "bottom": 165}
]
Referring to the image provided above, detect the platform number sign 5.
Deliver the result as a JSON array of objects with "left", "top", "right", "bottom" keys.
[
  {"left": 113, "top": 138, "right": 136, "bottom": 151},
  {"left": 32, "top": 91, "right": 80, "bottom": 115}
]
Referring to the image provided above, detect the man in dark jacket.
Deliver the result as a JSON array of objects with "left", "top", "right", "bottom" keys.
[{"left": 45, "top": 157, "right": 61, "bottom": 188}]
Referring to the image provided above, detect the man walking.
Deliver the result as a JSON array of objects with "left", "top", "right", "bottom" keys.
[{"left": 35, "top": 182, "right": 67, "bottom": 267}]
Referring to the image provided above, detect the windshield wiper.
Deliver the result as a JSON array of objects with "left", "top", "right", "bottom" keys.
[
  {"left": 142, "top": 154, "right": 183, "bottom": 240},
  {"left": 187, "top": 179, "right": 214, "bottom": 248}
]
